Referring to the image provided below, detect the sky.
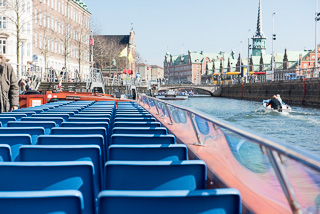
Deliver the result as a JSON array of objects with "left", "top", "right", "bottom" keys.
[{"left": 85, "top": 0, "right": 318, "bottom": 67}]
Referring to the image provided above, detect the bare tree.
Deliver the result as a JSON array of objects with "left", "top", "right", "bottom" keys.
[{"left": 0, "top": 0, "right": 35, "bottom": 79}]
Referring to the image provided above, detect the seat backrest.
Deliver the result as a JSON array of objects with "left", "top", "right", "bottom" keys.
[
  {"left": 61, "top": 122, "right": 109, "bottom": 130},
  {"left": 112, "top": 127, "right": 167, "bottom": 135},
  {"left": 0, "top": 134, "right": 32, "bottom": 161},
  {"left": 0, "top": 190, "right": 84, "bottom": 214},
  {"left": 0, "top": 128, "right": 44, "bottom": 145},
  {"left": 41, "top": 111, "right": 75, "bottom": 117},
  {"left": 98, "top": 189, "right": 241, "bottom": 214},
  {"left": 20, "top": 145, "right": 103, "bottom": 191},
  {"left": 111, "top": 134, "right": 175, "bottom": 145},
  {"left": 48, "top": 109, "right": 79, "bottom": 114},
  {"left": 0, "top": 161, "right": 95, "bottom": 214},
  {"left": 104, "top": 160, "right": 206, "bottom": 190},
  {"left": 108, "top": 144, "right": 188, "bottom": 161},
  {"left": 73, "top": 114, "right": 111, "bottom": 118},
  {"left": 15, "top": 109, "right": 43, "bottom": 114},
  {"left": 51, "top": 127, "right": 107, "bottom": 160},
  {"left": 0, "top": 144, "right": 11, "bottom": 161},
  {"left": 0, "top": 117, "right": 16, "bottom": 127},
  {"left": 21, "top": 117, "right": 64, "bottom": 126},
  {"left": 0, "top": 114, "right": 27, "bottom": 120},
  {"left": 9, "top": 111, "right": 37, "bottom": 117},
  {"left": 68, "top": 117, "right": 110, "bottom": 123},
  {"left": 7, "top": 121, "right": 56, "bottom": 135},
  {"left": 114, "top": 122, "right": 161, "bottom": 128},
  {"left": 32, "top": 114, "right": 69, "bottom": 121},
  {"left": 114, "top": 118, "right": 156, "bottom": 122},
  {"left": 115, "top": 114, "right": 152, "bottom": 118}
]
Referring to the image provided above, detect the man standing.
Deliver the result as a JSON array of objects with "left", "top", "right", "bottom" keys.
[{"left": 0, "top": 54, "right": 19, "bottom": 112}]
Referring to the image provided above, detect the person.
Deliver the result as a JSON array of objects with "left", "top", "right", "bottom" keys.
[
  {"left": 18, "top": 78, "right": 26, "bottom": 95},
  {"left": 267, "top": 95, "right": 282, "bottom": 111},
  {"left": 276, "top": 94, "right": 283, "bottom": 104},
  {"left": 49, "top": 66, "right": 56, "bottom": 82},
  {"left": 0, "top": 54, "right": 19, "bottom": 112}
]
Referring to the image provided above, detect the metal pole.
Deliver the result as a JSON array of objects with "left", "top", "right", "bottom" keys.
[
  {"left": 187, "top": 112, "right": 204, "bottom": 146},
  {"left": 90, "top": 30, "right": 94, "bottom": 70},
  {"left": 272, "top": 12, "right": 277, "bottom": 77},
  {"left": 164, "top": 103, "right": 174, "bottom": 125},
  {"left": 315, "top": 0, "right": 318, "bottom": 77},
  {"left": 247, "top": 29, "right": 251, "bottom": 83}
]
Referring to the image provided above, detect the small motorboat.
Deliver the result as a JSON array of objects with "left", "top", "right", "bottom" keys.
[
  {"left": 262, "top": 99, "right": 292, "bottom": 112},
  {"left": 155, "top": 90, "right": 188, "bottom": 100}
]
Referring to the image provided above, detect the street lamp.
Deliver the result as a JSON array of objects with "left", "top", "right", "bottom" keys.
[{"left": 272, "top": 12, "right": 277, "bottom": 76}]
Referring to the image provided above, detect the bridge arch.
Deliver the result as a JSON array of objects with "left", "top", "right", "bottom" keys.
[{"left": 158, "top": 85, "right": 221, "bottom": 96}]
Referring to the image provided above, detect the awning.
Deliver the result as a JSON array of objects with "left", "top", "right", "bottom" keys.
[
  {"left": 226, "top": 72, "right": 241, "bottom": 75},
  {"left": 254, "top": 72, "right": 266, "bottom": 75},
  {"left": 213, "top": 73, "right": 221, "bottom": 76}
]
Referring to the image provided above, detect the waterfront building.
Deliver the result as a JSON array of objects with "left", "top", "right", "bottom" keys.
[
  {"left": 136, "top": 63, "right": 164, "bottom": 83},
  {"left": 0, "top": 0, "right": 91, "bottom": 80},
  {"left": 93, "top": 29, "right": 136, "bottom": 78}
]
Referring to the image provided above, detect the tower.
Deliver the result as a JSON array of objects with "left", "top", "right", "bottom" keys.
[{"left": 252, "top": 0, "right": 267, "bottom": 56}]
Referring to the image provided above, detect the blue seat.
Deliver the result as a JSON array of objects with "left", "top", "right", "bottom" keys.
[
  {"left": 104, "top": 160, "right": 206, "bottom": 190},
  {"left": 48, "top": 109, "right": 80, "bottom": 114},
  {"left": 14, "top": 109, "right": 43, "bottom": 114},
  {"left": 41, "top": 111, "right": 75, "bottom": 117},
  {"left": 68, "top": 117, "right": 110, "bottom": 123},
  {"left": 112, "top": 127, "right": 167, "bottom": 135},
  {"left": 114, "top": 118, "right": 156, "bottom": 122},
  {"left": 0, "top": 161, "right": 96, "bottom": 214},
  {"left": 32, "top": 113, "right": 69, "bottom": 121},
  {"left": 51, "top": 127, "right": 108, "bottom": 160},
  {"left": 115, "top": 111, "right": 148, "bottom": 114},
  {"left": 98, "top": 189, "right": 241, "bottom": 214},
  {"left": 115, "top": 114, "right": 153, "bottom": 118},
  {"left": 114, "top": 122, "right": 161, "bottom": 128},
  {"left": 21, "top": 117, "right": 64, "bottom": 126},
  {"left": 0, "top": 117, "right": 16, "bottom": 127},
  {"left": 61, "top": 122, "right": 109, "bottom": 130},
  {"left": 7, "top": 121, "right": 56, "bottom": 135},
  {"left": 6, "top": 111, "right": 36, "bottom": 117},
  {"left": 0, "top": 144, "right": 11, "bottom": 161},
  {"left": 0, "top": 128, "right": 44, "bottom": 145},
  {"left": 37, "top": 135, "right": 105, "bottom": 160},
  {"left": 111, "top": 134, "right": 175, "bottom": 145},
  {"left": 0, "top": 113, "right": 27, "bottom": 120},
  {"left": 108, "top": 144, "right": 188, "bottom": 161},
  {"left": 20, "top": 145, "right": 103, "bottom": 191},
  {"left": 74, "top": 114, "right": 111, "bottom": 118},
  {"left": 0, "top": 134, "right": 32, "bottom": 161},
  {"left": 0, "top": 190, "right": 84, "bottom": 214}
]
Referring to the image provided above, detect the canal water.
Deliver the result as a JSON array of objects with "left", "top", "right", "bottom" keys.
[{"left": 170, "top": 97, "right": 320, "bottom": 156}]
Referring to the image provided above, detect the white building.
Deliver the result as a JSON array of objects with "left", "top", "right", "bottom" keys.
[{"left": 0, "top": 0, "right": 91, "bottom": 81}]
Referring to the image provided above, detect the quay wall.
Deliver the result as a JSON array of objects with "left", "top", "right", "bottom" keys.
[{"left": 220, "top": 78, "right": 320, "bottom": 107}]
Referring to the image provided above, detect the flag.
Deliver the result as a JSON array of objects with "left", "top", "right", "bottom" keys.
[
  {"left": 128, "top": 50, "right": 133, "bottom": 63},
  {"left": 119, "top": 46, "right": 127, "bottom": 57}
]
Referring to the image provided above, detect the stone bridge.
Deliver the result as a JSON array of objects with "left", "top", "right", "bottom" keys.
[{"left": 159, "top": 84, "right": 221, "bottom": 96}]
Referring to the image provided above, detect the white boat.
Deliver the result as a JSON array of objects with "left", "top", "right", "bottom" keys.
[
  {"left": 262, "top": 99, "right": 292, "bottom": 112},
  {"left": 155, "top": 90, "right": 188, "bottom": 100}
]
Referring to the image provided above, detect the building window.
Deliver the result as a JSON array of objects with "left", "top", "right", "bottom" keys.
[
  {"left": 0, "top": 39, "right": 6, "bottom": 54},
  {"left": 27, "top": 43, "right": 30, "bottom": 57},
  {"left": 34, "top": 9, "right": 37, "bottom": 23},
  {"left": 35, "top": 34, "right": 37, "bottom": 48},
  {"left": 39, "top": 13, "right": 42, "bottom": 26},
  {"left": 39, "top": 36, "right": 42, "bottom": 49},
  {"left": 0, "top": 0, "right": 7, "bottom": 6},
  {"left": 0, "top": 16, "right": 6, "bottom": 29}
]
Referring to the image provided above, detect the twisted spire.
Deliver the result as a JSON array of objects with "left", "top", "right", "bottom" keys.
[{"left": 254, "top": 0, "right": 266, "bottom": 38}]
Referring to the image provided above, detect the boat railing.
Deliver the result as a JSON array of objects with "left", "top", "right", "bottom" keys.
[{"left": 138, "top": 94, "right": 320, "bottom": 214}]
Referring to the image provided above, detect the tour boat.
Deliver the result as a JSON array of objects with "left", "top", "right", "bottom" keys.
[{"left": 0, "top": 92, "right": 318, "bottom": 214}]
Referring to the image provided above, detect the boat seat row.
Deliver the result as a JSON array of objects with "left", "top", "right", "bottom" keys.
[{"left": 0, "top": 100, "right": 241, "bottom": 214}]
